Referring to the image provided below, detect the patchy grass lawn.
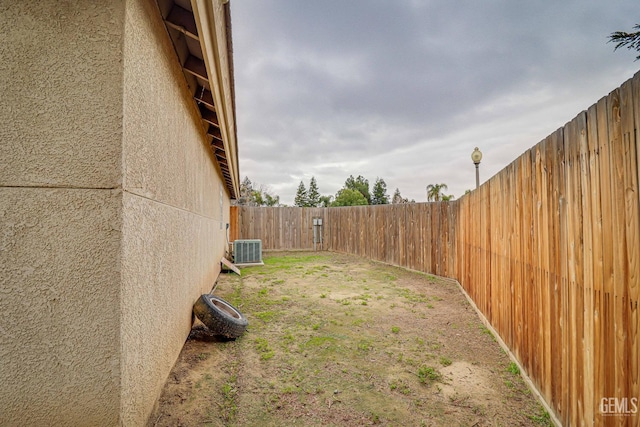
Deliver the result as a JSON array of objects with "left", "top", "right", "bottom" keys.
[{"left": 150, "top": 251, "right": 552, "bottom": 427}]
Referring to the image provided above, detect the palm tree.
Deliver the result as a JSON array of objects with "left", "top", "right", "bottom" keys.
[{"left": 426, "top": 183, "right": 449, "bottom": 202}]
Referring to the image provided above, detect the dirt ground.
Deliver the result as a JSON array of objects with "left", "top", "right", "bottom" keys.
[{"left": 149, "top": 251, "right": 552, "bottom": 427}]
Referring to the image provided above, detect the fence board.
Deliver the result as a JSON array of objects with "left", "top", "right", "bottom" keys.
[
  {"left": 519, "top": 150, "right": 533, "bottom": 381},
  {"left": 628, "top": 72, "right": 640, "bottom": 427},
  {"left": 607, "top": 89, "right": 629, "bottom": 427},
  {"left": 586, "top": 101, "right": 602, "bottom": 427},
  {"left": 569, "top": 113, "right": 587, "bottom": 426},
  {"left": 621, "top": 78, "right": 640, "bottom": 427},
  {"left": 580, "top": 108, "right": 595, "bottom": 426}
]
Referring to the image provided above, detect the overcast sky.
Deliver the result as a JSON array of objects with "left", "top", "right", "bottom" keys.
[{"left": 231, "top": 0, "right": 639, "bottom": 205}]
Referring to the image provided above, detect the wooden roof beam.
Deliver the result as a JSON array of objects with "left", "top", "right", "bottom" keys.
[
  {"left": 184, "top": 55, "right": 208, "bottom": 81},
  {"left": 165, "top": 4, "right": 199, "bottom": 40},
  {"left": 211, "top": 139, "right": 224, "bottom": 150},
  {"left": 200, "top": 106, "right": 219, "bottom": 127},
  {"left": 194, "top": 86, "right": 214, "bottom": 109},
  {"left": 207, "top": 124, "right": 222, "bottom": 139}
]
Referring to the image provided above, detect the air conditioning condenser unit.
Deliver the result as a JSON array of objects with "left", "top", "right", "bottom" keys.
[{"left": 233, "top": 239, "right": 263, "bottom": 264}]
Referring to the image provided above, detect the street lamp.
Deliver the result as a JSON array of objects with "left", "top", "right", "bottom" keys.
[{"left": 471, "top": 147, "right": 482, "bottom": 189}]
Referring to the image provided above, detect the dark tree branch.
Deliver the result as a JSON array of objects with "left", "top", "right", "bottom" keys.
[{"left": 608, "top": 24, "right": 640, "bottom": 61}]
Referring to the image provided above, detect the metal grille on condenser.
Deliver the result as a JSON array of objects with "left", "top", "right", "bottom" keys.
[{"left": 233, "top": 240, "right": 262, "bottom": 264}]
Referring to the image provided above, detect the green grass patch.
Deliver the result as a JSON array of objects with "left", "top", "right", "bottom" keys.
[
  {"left": 282, "top": 330, "right": 295, "bottom": 344},
  {"left": 479, "top": 325, "right": 497, "bottom": 341},
  {"left": 527, "top": 408, "right": 552, "bottom": 426},
  {"left": 417, "top": 366, "right": 441, "bottom": 384},
  {"left": 254, "top": 311, "right": 278, "bottom": 323},
  {"left": 264, "top": 254, "right": 327, "bottom": 269},
  {"left": 254, "top": 338, "right": 275, "bottom": 360},
  {"left": 302, "top": 335, "right": 338, "bottom": 349},
  {"left": 507, "top": 362, "right": 520, "bottom": 376},
  {"left": 356, "top": 339, "right": 372, "bottom": 352},
  {"left": 389, "top": 379, "right": 412, "bottom": 395},
  {"left": 351, "top": 318, "right": 365, "bottom": 327},
  {"left": 439, "top": 356, "right": 452, "bottom": 367},
  {"left": 396, "top": 288, "right": 430, "bottom": 303}
]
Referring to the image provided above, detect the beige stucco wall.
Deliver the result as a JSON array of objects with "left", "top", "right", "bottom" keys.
[
  {"left": 1, "top": 0, "right": 232, "bottom": 425},
  {"left": 0, "top": 1, "right": 124, "bottom": 188},
  {"left": 120, "top": 0, "right": 230, "bottom": 425},
  {"left": 0, "top": 1, "right": 125, "bottom": 426},
  {"left": 0, "top": 188, "right": 123, "bottom": 427}
]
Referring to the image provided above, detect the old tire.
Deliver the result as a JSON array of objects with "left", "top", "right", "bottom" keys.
[{"left": 193, "top": 294, "right": 248, "bottom": 339}]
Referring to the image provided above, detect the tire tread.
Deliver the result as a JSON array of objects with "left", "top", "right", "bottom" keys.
[{"left": 193, "top": 294, "right": 248, "bottom": 339}]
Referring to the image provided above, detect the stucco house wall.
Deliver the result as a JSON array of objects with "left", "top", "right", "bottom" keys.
[
  {"left": 0, "top": 1, "right": 235, "bottom": 425},
  {"left": 0, "top": 2, "right": 125, "bottom": 425},
  {"left": 120, "top": 0, "right": 230, "bottom": 424}
]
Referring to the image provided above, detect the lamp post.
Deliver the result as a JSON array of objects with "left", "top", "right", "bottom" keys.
[{"left": 471, "top": 147, "right": 482, "bottom": 189}]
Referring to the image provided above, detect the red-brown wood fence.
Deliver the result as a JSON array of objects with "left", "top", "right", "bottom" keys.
[{"left": 232, "top": 71, "right": 640, "bottom": 426}]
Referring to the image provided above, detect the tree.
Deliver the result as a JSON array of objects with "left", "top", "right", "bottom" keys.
[
  {"left": 294, "top": 181, "right": 308, "bottom": 207},
  {"left": 609, "top": 24, "right": 640, "bottom": 60},
  {"left": 392, "top": 188, "right": 403, "bottom": 204},
  {"left": 441, "top": 194, "right": 455, "bottom": 202},
  {"left": 307, "top": 176, "right": 321, "bottom": 207},
  {"left": 319, "top": 195, "right": 333, "bottom": 207},
  {"left": 331, "top": 188, "right": 368, "bottom": 207},
  {"left": 237, "top": 176, "right": 255, "bottom": 205},
  {"left": 263, "top": 192, "right": 280, "bottom": 206},
  {"left": 371, "top": 177, "right": 389, "bottom": 205},
  {"left": 252, "top": 189, "right": 264, "bottom": 206},
  {"left": 344, "top": 175, "right": 371, "bottom": 204},
  {"left": 392, "top": 188, "right": 413, "bottom": 204},
  {"left": 235, "top": 176, "right": 282, "bottom": 206},
  {"left": 426, "top": 183, "right": 449, "bottom": 202}
]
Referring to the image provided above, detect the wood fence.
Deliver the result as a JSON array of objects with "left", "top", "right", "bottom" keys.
[{"left": 232, "top": 71, "right": 640, "bottom": 426}]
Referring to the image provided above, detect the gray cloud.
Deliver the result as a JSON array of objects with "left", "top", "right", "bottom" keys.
[{"left": 233, "top": 0, "right": 639, "bottom": 204}]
